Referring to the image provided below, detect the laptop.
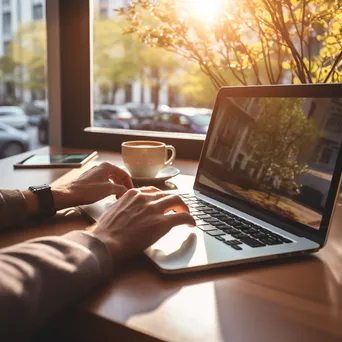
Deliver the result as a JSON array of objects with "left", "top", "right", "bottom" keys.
[{"left": 82, "top": 84, "right": 342, "bottom": 274}]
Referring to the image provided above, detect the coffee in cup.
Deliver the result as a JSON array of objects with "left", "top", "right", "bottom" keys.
[{"left": 121, "top": 140, "right": 176, "bottom": 178}]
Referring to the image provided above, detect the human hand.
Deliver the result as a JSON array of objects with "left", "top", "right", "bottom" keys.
[
  {"left": 52, "top": 162, "right": 134, "bottom": 210},
  {"left": 91, "top": 187, "right": 196, "bottom": 262}
]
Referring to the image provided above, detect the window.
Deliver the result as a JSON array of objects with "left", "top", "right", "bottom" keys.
[
  {"left": 32, "top": 4, "right": 43, "bottom": 21},
  {"left": 0, "top": 0, "right": 48, "bottom": 159},
  {"left": 160, "top": 113, "right": 171, "bottom": 122},
  {"left": 3, "top": 40, "right": 10, "bottom": 55},
  {"left": 325, "top": 114, "right": 342, "bottom": 133},
  {"left": 191, "top": 115, "right": 211, "bottom": 127},
  {"left": 179, "top": 115, "right": 190, "bottom": 126},
  {"left": 49, "top": 1, "right": 209, "bottom": 160},
  {"left": 319, "top": 147, "right": 333, "bottom": 164},
  {"left": 99, "top": 0, "right": 108, "bottom": 19},
  {"left": 2, "top": 12, "right": 11, "bottom": 34},
  {"left": 210, "top": 139, "right": 232, "bottom": 163},
  {"left": 89, "top": 0, "right": 211, "bottom": 158}
]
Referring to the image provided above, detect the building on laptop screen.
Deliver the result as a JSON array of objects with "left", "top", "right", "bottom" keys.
[{"left": 198, "top": 96, "right": 342, "bottom": 229}]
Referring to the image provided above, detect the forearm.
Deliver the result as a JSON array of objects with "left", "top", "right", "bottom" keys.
[
  {"left": 0, "top": 190, "right": 28, "bottom": 230},
  {"left": 0, "top": 231, "right": 113, "bottom": 340},
  {"left": 0, "top": 187, "right": 75, "bottom": 230},
  {"left": 0, "top": 161, "right": 134, "bottom": 230}
]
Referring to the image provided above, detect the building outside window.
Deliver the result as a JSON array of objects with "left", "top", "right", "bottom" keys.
[
  {"left": 319, "top": 147, "right": 333, "bottom": 164},
  {"left": 0, "top": 0, "right": 48, "bottom": 159},
  {"left": 325, "top": 113, "right": 342, "bottom": 134},
  {"left": 2, "top": 12, "right": 11, "bottom": 35},
  {"left": 32, "top": 3, "right": 43, "bottom": 21}
]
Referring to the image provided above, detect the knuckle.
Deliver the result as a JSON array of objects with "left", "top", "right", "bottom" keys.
[
  {"left": 127, "top": 188, "right": 139, "bottom": 196},
  {"left": 136, "top": 192, "right": 148, "bottom": 202},
  {"left": 141, "top": 186, "right": 153, "bottom": 191},
  {"left": 176, "top": 212, "right": 189, "bottom": 219},
  {"left": 100, "top": 162, "right": 112, "bottom": 169},
  {"left": 145, "top": 202, "right": 159, "bottom": 214},
  {"left": 170, "top": 194, "right": 182, "bottom": 203},
  {"left": 185, "top": 212, "right": 194, "bottom": 220}
]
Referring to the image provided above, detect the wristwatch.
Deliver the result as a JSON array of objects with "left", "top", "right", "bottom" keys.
[{"left": 28, "top": 184, "right": 56, "bottom": 218}]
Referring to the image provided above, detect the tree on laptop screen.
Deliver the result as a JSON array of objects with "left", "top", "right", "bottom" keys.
[
  {"left": 198, "top": 96, "right": 340, "bottom": 230},
  {"left": 246, "top": 98, "right": 321, "bottom": 196}
]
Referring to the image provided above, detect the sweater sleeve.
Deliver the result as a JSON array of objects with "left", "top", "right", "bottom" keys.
[
  {"left": 0, "top": 231, "right": 113, "bottom": 341},
  {"left": 0, "top": 190, "right": 28, "bottom": 231}
]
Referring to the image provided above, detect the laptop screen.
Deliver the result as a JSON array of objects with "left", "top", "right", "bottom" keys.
[{"left": 197, "top": 96, "right": 342, "bottom": 230}]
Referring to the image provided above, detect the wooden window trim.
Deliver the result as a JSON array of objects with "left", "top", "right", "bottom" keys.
[{"left": 50, "top": 0, "right": 204, "bottom": 160}]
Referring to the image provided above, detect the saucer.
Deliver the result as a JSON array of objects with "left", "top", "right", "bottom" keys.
[{"left": 125, "top": 166, "right": 180, "bottom": 184}]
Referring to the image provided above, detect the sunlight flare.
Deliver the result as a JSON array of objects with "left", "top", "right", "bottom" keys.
[{"left": 178, "top": 0, "right": 224, "bottom": 24}]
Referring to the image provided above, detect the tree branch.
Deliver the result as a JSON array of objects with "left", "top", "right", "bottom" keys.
[{"left": 324, "top": 50, "right": 342, "bottom": 83}]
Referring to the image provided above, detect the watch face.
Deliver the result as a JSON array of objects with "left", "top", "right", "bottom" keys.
[{"left": 30, "top": 185, "right": 50, "bottom": 192}]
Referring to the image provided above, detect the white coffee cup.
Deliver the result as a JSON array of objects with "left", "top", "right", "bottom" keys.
[{"left": 121, "top": 140, "right": 176, "bottom": 178}]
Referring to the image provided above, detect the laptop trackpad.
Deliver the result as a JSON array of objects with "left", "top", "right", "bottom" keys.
[{"left": 145, "top": 225, "right": 224, "bottom": 272}]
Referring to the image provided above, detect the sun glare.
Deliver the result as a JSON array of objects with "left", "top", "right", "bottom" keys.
[{"left": 179, "top": 0, "right": 224, "bottom": 24}]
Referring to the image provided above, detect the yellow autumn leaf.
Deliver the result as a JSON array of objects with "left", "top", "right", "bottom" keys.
[
  {"left": 320, "top": 47, "right": 329, "bottom": 58},
  {"left": 282, "top": 61, "right": 291, "bottom": 69},
  {"left": 310, "top": 62, "right": 319, "bottom": 73},
  {"left": 303, "top": 57, "right": 309, "bottom": 68},
  {"left": 293, "top": 77, "right": 301, "bottom": 84},
  {"left": 325, "top": 36, "right": 336, "bottom": 44}
]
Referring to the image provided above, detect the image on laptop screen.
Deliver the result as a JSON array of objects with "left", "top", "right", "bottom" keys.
[{"left": 197, "top": 96, "right": 342, "bottom": 230}]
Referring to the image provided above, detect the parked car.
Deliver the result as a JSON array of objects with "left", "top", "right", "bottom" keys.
[
  {"left": 0, "top": 122, "right": 30, "bottom": 159},
  {"left": 0, "top": 106, "right": 29, "bottom": 130},
  {"left": 24, "top": 100, "right": 47, "bottom": 126},
  {"left": 95, "top": 105, "right": 134, "bottom": 127},
  {"left": 37, "top": 108, "right": 130, "bottom": 145},
  {"left": 140, "top": 108, "right": 212, "bottom": 134},
  {"left": 94, "top": 109, "right": 130, "bottom": 129},
  {"left": 123, "top": 103, "right": 156, "bottom": 129},
  {"left": 170, "top": 107, "right": 212, "bottom": 115}
]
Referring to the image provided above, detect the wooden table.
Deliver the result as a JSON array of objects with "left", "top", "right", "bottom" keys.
[{"left": 1, "top": 147, "right": 342, "bottom": 342}]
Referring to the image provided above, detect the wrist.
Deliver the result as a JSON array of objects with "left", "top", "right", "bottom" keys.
[
  {"left": 24, "top": 185, "right": 68, "bottom": 216},
  {"left": 91, "top": 229, "right": 123, "bottom": 261},
  {"left": 51, "top": 186, "right": 74, "bottom": 210},
  {"left": 23, "top": 190, "right": 40, "bottom": 215},
  {"left": 23, "top": 183, "right": 79, "bottom": 216}
]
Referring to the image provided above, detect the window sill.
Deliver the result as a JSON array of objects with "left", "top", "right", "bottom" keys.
[
  {"left": 73, "top": 127, "right": 205, "bottom": 160},
  {"left": 85, "top": 127, "right": 206, "bottom": 141}
]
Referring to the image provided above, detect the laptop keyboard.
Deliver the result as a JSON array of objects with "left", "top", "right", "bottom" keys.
[{"left": 180, "top": 194, "right": 293, "bottom": 251}]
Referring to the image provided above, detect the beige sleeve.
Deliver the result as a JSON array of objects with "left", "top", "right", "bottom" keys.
[
  {"left": 0, "top": 231, "right": 113, "bottom": 340},
  {"left": 0, "top": 189, "right": 28, "bottom": 230}
]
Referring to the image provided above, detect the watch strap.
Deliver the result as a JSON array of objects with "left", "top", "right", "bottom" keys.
[{"left": 29, "top": 185, "right": 56, "bottom": 218}]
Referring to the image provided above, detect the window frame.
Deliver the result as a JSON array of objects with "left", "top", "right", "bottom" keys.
[{"left": 54, "top": 0, "right": 205, "bottom": 160}]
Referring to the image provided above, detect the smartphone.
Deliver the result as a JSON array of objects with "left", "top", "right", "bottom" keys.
[{"left": 14, "top": 152, "right": 98, "bottom": 169}]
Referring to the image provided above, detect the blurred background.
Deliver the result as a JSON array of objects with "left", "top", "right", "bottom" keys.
[
  {"left": 0, "top": 0, "right": 340, "bottom": 158},
  {"left": 0, "top": 0, "right": 215, "bottom": 159}
]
